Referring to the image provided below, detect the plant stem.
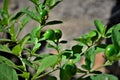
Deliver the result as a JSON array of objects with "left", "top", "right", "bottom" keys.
[
  {"left": 32, "top": 68, "right": 59, "bottom": 80},
  {"left": 19, "top": 57, "right": 28, "bottom": 80},
  {"left": 55, "top": 40, "right": 60, "bottom": 53}
]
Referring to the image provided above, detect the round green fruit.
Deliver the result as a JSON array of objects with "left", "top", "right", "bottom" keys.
[
  {"left": 40, "top": 9, "right": 48, "bottom": 19},
  {"left": 43, "top": 29, "right": 55, "bottom": 40},
  {"left": 60, "top": 60, "right": 77, "bottom": 80},
  {"left": 62, "top": 60, "right": 77, "bottom": 75},
  {"left": 105, "top": 44, "right": 117, "bottom": 57},
  {"left": 54, "top": 29, "right": 62, "bottom": 40}
]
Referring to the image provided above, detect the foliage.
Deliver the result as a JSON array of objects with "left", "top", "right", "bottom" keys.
[{"left": 0, "top": 0, "right": 120, "bottom": 80}]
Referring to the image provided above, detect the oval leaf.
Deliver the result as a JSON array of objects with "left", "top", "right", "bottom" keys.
[
  {"left": 33, "top": 55, "right": 58, "bottom": 79},
  {"left": 46, "top": 20, "right": 63, "bottom": 25},
  {"left": 0, "top": 44, "right": 12, "bottom": 53},
  {"left": 0, "top": 56, "right": 17, "bottom": 69},
  {"left": 12, "top": 44, "right": 22, "bottom": 56},
  {"left": 0, "top": 63, "right": 18, "bottom": 80},
  {"left": 112, "top": 24, "right": 120, "bottom": 50},
  {"left": 94, "top": 19, "right": 106, "bottom": 35},
  {"left": 91, "top": 74, "right": 118, "bottom": 80}
]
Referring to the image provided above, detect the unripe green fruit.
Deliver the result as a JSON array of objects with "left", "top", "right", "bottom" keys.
[
  {"left": 40, "top": 9, "right": 48, "bottom": 19},
  {"left": 43, "top": 29, "right": 55, "bottom": 40},
  {"left": 60, "top": 60, "right": 77, "bottom": 80},
  {"left": 54, "top": 29, "right": 62, "bottom": 40},
  {"left": 105, "top": 44, "right": 117, "bottom": 57}
]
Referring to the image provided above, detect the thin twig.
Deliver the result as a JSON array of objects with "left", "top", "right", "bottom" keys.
[{"left": 35, "top": 68, "right": 59, "bottom": 79}]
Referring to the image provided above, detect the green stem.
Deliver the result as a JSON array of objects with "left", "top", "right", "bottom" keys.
[
  {"left": 19, "top": 57, "right": 28, "bottom": 80},
  {"left": 54, "top": 40, "right": 60, "bottom": 53},
  {"left": 32, "top": 68, "right": 59, "bottom": 80}
]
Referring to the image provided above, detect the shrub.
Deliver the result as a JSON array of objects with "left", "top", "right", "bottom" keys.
[{"left": 0, "top": 0, "right": 120, "bottom": 80}]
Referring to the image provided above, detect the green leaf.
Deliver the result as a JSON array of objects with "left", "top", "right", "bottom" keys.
[
  {"left": 88, "top": 30, "right": 97, "bottom": 38},
  {"left": 19, "top": 72, "right": 30, "bottom": 79},
  {"left": 46, "top": 20, "right": 63, "bottom": 25},
  {"left": 105, "top": 26, "right": 113, "bottom": 38},
  {"left": 21, "top": 16, "right": 30, "bottom": 27},
  {"left": 17, "top": 16, "right": 30, "bottom": 37},
  {"left": 20, "top": 34, "right": 30, "bottom": 48},
  {"left": 34, "top": 54, "right": 51, "bottom": 60},
  {"left": 1, "top": 13, "right": 9, "bottom": 25},
  {"left": 0, "top": 63, "right": 18, "bottom": 80},
  {"left": 22, "top": 59, "right": 33, "bottom": 68},
  {"left": 95, "top": 44, "right": 106, "bottom": 53},
  {"left": 24, "top": 9, "right": 39, "bottom": 22},
  {"left": 47, "top": 0, "right": 56, "bottom": 7},
  {"left": 10, "top": 12, "right": 24, "bottom": 21},
  {"left": 112, "top": 24, "right": 120, "bottom": 50},
  {"left": 47, "top": 43, "right": 55, "bottom": 48},
  {"left": 51, "top": 0, "right": 62, "bottom": 9},
  {"left": 84, "top": 47, "right": 95, "bottom": 70},
  {"left": 33, "top": 55, "right": 58, "bottom": 79},
  {"left": 94, "top": 19, "right": 106, "bottom": 36},
  {"left": 74, "top": 34, "right": 92, "bottom": 46},
  {"left": 70, "top": 53, "right": 81, "bottom": 63},
  {"left": 0, "top": 38, "right": 12, "bottom": 42},
  {"left": 9, "top": 23, "right": 16, "bottom": 41},
  {"left": 72, "top": 45, "right": 83, "bottom": 54},
  {"left": 90, "top": 74, "right": 118, "bottom": 80},
  {"left": 30, "top": 0, "right": 39, "bottom": 5},
  {"left": 0, "top": 44, "right": 12, "bottom": 53},
  {"left": 31, "top": 43, "right": 41, "bottom": 54},
  {"left": 59, "top": 40, "right": 67, "bottom": 44},
  {"left": 10, "top": 7, "right": 28, "bottom": 21},
  {"left": 62, "top": 50, "right": 73, "bottom": 60},
  {"left": 46, "top": 0, "right": 62, "bottom": 9},
  {"left": 2, "top": 0, "right": 9, "bottom": 25},
  {"left": 0, "top": 25, "right": 6, "bottom": 32},
  {"left": 17, "top": 65, "right": 24, "bottom": 70},
  {"left": 12, "top": 44, "right": 22, "bottom": 56},
  {"left": 30, "top": 26, "right": 41, "bottom": 39},
  {"left": 88, "top": 30, "right": 99, "bottom": 43},
  {"left": 3, "top": 0, "right": 9, "bottom": 14},
  {"left": 0, "top": 56, "right": 18, "bottom": 70},
  {"left": 48, "top": 76, "right": 57, "bottom": 80}
]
